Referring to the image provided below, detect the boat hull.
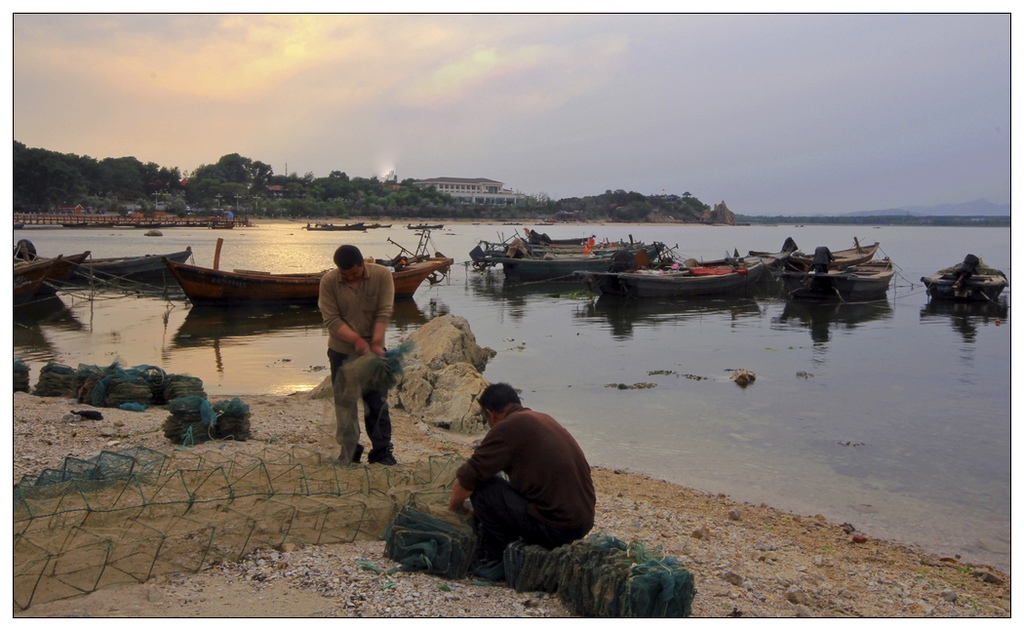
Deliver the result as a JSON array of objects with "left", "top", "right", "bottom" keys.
[
  {"left": 921, "top": 273, "right": 1008, "bottom": 302},
  {"left": 472, "top": 243, "right": 664, "bottom": 283},
  {"left": 14, "top": 258, "right": 58, "bottom": 306},
  {"left": 392, "top": 257, "right": 454, "bottom": 299},
  {"left": 778, "top": 261, "right": 894, "bottom": 302},
  {"left": 582, "top": 261, "right": 765, "bottom": 298},
  {"left": 165, "top": 256, "right": 452, "bottom": 305},
  {"left": 75, "top": 248, "right": 193, "bottom": 281}
]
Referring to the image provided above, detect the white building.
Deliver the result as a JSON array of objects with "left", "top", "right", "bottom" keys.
[{"left": 413, "top": 177, "right": 525, "bottom": 205}]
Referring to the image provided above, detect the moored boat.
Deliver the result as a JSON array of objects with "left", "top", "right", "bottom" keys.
[
  {"left": 75, "top": 247, "right": 194, "bottom": 282},
  {"left": 304, "top": 222, "right": 366, "bottom": 231},
  {"left": 14, "top": 258, "right": 59, "bottom": 306},
  {"left": 920, "top": 254, "right": 1008, "bottom": 303},
  {"left": 13, "top": 241, "right": 91, "bottom": 295},
  {"left": 776, "top": 239, "right": 880, "bottom": 273},
  {"left": 524, "top": 227, "right": 595, "bottom": 246},
  {"left": 579, "top": 259, "right": 765, "bottom": 298},
  {"left": 471, "top": 239, "right": 666, "bottom": 283},
  {"left": 777, "top": 258, "right": 894, "bottom": 302}
]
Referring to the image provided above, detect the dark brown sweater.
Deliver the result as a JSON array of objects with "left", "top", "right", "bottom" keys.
[{"left": 456, "top": 405, "right": 596, "bottom": 530}]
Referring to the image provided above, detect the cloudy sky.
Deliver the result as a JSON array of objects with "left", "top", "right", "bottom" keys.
[{"left": 9, "top": 12, "right": 1011, "bottom": 215}]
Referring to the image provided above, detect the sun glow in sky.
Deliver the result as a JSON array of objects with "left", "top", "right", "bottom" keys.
[{"left": 8, "top": 10, "right": 1012, "bottom": 215}]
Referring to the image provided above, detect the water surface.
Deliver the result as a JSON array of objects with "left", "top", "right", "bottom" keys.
[{"left": 11, "top": 221, "right": 1011, "bottom": 570}]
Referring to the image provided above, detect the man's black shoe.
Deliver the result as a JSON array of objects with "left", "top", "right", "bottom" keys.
[{"left": 369, "top": 452, "right": 397, "bottom": 466}]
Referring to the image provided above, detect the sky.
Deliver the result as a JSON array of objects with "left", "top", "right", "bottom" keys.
[{"left": 7, "top": 10, "right": 1012, "bottom": 216}]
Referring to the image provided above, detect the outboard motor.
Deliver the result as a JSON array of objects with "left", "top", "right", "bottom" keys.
[
  {"left": 607, "top": 249, "right": 638, "bottom": 273},
  {"left": 953, "top": 254, "right": 981, "bottom": 286},
  {"left": 811, "top": 246, "right": 834, "bottom": 273},
  {"left": 14, "top": 239, "right": 37, "bottom": 261}
]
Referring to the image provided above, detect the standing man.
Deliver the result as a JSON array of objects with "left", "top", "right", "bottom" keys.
[
  {"left": 319, "top": 244, "right": 397, "bottom": 465},
  {"left": 448, "top": 382, "right": 596, "bottom": 579}
]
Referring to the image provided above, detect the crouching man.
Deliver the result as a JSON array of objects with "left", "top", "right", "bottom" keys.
[{"left": 448, "top": 382, "right": 596, "bottom": 580}]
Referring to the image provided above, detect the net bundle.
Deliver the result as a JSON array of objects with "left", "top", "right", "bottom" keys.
[
  {"left": 383, "top": 505, "right": 477, "bottom": 579},
  {"left": 504, "top": 533, "right": 697, "bottom": 617},
  {"left": 27, "top": 360, "right": 208, "bottom": 409},
  {"left": 161, "top": 374, "right": 208, "bottom": 401},
  {"left": 32, "top": 361, "right": 78, "bottom": 397},
  {"left": 90, "top": 366, "right": 155, "bottom": 408},
  {"left": 162, "top": 396, "right": 251, "bottom": 445},
  {"left": 14, "top": 358, "right": 30, "bottom": 393}
]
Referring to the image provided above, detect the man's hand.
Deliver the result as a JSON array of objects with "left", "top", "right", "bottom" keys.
[
  {"left": 448, "top": 479, "right": 473, "bottom": 515},
  {"left": 353, "top": 338, "right": 371, "bottom": 356}
]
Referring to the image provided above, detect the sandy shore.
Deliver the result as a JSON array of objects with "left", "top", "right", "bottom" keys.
[{"left": 12, "top": 391, "right": 1010, "bottom": 617}]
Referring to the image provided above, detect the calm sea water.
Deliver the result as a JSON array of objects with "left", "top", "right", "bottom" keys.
[{"left": 10, "top": 220, "right": 1011, "bottom": 571}]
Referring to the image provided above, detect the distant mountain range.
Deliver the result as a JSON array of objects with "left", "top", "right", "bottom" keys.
[{"left": 841, "top": 199, "right": 1009, "bottom": 217}]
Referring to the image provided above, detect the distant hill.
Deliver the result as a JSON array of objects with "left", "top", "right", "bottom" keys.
[{"left": 842, "top": 199, "right": 1009, "bottom": 217}]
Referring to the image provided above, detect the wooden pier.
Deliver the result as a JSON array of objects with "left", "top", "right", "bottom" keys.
[{"left": 13, "top": 214, "right": 253, "bottom": 229}]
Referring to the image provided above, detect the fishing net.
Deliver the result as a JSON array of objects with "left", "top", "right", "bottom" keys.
[
  {"left": 162, "top": 396, "right": 252, "bottom": 445},
  {"left": 32, "top": 361, "right": 78, "bottom": 397},
  {"left": 161, "top": 374, "right": 208, "bottom": 401},
  {"left": 26, "top": 360, "right": 208, "bottom": 409},
  {"left": 383, "top": 505, "right": 477, "bottom": 579},
  {"left": 14, "top": 358, "right": 30, "bottom": 393},
  {"left": 332, "top": 342, "right": 414, "bottom": 461},
  {"left": 503, "top": 533, "right": 697, "bottom": 617},
  {"left": 13, "top": 445, "right": 467, "bottom": 611}
]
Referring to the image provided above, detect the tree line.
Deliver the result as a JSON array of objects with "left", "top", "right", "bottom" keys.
[{"left": 13, "top": 142, "right": 715, "bottom": 223}]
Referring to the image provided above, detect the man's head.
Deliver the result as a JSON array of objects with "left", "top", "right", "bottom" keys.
[
  {"left": 333, "top": 245, "right": 364, "bottom": 283},
  {"left": 477, "top": 382, "right": 521, "bottom": 426}
]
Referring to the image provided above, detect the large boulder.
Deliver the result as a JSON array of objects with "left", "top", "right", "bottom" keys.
[
  {"left": 392, "top": 314, "right": 496, "bottom": 433},
  {"left": 308, "top": 314, "right": 497, "bottom": 434}
]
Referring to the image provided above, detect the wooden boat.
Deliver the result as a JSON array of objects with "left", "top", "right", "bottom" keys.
[
  {"left": 13, "top": 240, "right": 91, "bottom": 295},
  {"left": 407, "top": 223, "right": 444, "bottom": 230},
  {"left": 771, "top": 239, "right": 880, "bottom": 273},
  {"left": 920, "top": 254, "right": 1008, "bottom": 303},
  {"left": 365, "top": 223, "right": 392, "bottom": 229},
  {"left": 165, "top": 256, "right": 453, "bottom": 305},
  {"left": 470, "top": 240, "right": 666, "bottom": 283},
  {"left": 164, "top": 237, "right": 452, "bottom": 305},
  {"left": 579, "top": 259, "right": 766, "bottom": 298},
  {"left": 303, "top": 222, "right": 366, "bottom": 231},
  {"left": 14, "top": 258, "right": 59, "bottom": 306},
  {"left": 777, "top": 259, "right": 894, "bottom": 302},
  {"left": 524, "top": 227, "right": 594, "bottom": 246},
  {"left": 74, "top": 247, "right": 194, "bottom": 282}
]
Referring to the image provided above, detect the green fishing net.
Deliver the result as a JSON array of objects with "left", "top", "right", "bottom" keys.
[
  {"left": 162, "top": 396, "right": 251, "bottom": 445},
  {"left": 383, "top": 505, "right": 477, "bottom": 579},
  {"left": 14, "top": 358, "right": 30, "bottom": 393},
  {"left": 14, "top": 446, "right": 466, "bottom": 611},
  {"left": 26, "top": 360, "right": 208, "bottom": 409},
  {"left": 503, "top": 533, "right": 697, "bottom": 617}
]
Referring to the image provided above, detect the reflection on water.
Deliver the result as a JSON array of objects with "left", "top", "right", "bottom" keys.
[
  {"left": 174, "top": 304, "right": 324, "bottom": 348},
  {"left": 576, "top": 293, "right": 763, "bottom": 339},
  {"left": 919, "top": 299, "right": 1009, "bottom": 344},
  {"left": 465, "top": 272, "right": 590, "bottom": 323},
  {"left": 14, "top": 295, "right": 84, "bottom": 359},
  {"left": 392, "top": 297, "right": 450, "bottom": 334},
  {"left": 773, "top": 300, "right": 894, "bottom": 345}
]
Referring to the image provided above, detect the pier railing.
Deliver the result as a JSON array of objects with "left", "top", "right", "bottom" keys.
[{"left": 14, "top": 213, "right": 252, "bottom": 228}]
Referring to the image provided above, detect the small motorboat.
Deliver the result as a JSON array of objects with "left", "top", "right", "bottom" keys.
[{"left": 921, "top": 254, "right": 1008, "bottom": 303}]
